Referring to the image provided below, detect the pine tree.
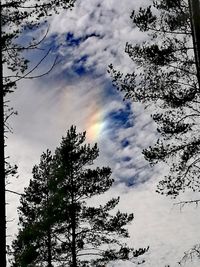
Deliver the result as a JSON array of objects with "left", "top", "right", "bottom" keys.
[
  {"left": 11, "top": 126, "right": 148, "bottom": 267},
  {"left": 109, "top": 0, "right": 200, "bottom": 199},
  {"left": 11, "top": 150, "right": 58, "bottom": 267},
  {"left": 1, "top": 1, "right": 76, "bottom": 265}
]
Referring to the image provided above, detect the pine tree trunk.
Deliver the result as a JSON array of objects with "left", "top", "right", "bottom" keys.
[
  {"left": 71, "top": 203, "right": 77, "bottom": 267},
  {"left": 189, "top": 0, "right": 200, "bottom": 88},
  {"left": 47, "top": 228, "right": 52, "bottom": 267},
  {"left": 71, "top": 188, "right": 77, "bottom": 267},
  {"left": 0, "top": 3, "right": 6, "bottom": 266},
  {"left": 72, "top": 224, "right": 77, "bottom": 267}
]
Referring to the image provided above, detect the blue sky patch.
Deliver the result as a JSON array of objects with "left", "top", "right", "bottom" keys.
[
  {"left": 107, "top": 102, "right": 133, "bottom": 130},
  {"left": 72, "top": 55, "right": 89, "bottom": 76},
  {"left": 127, "top": 178, "right": 137, "bottom": 187},
  {"left": 121, "top": 139, "right": 130, "bottom": 147},
  {"left": 66, "top": 32, "right": 102, "bottom": 47},
  {"left": 123, "top": 156, "right": 132, "bottom": 162}
]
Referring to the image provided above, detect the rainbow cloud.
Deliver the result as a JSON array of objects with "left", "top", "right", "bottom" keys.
[{"left": 86, "top": 104, "right": 106, "bottom": 141}]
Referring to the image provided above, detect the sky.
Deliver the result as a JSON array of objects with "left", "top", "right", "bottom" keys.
[{"left": 5, "top": 0, "right": 200, "bottom": 266}]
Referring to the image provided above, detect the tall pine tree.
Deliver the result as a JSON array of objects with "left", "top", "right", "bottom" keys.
[
  {"left": 109, "top": 0, "right": 200, "bottom": 199},
  {"left": 11, "top": 126, "right": 148, "bottom": 267},
  {"left": 109, "top": 2, "right": 200, "bottom": 262},
  {"left": 2, "top": 1, "right": 76, "bottom": 265},
  {"left": 11, "top": 149, "right": 59, "bottom": 267}
]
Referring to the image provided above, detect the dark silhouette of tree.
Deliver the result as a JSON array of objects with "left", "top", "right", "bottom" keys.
[
  {"left": 109, "top": 0, "right": 200, "bottom": 199},
  {"left": 1, "top": 1, "right": 76, "bottom": 265},
  {"left": 109, "top": 1, "right": 200, "bottom": 265},
  {"left": 189, "top": 0, "right": 200, "bottom": 84},
  {"left": 11, "top": 126, "right": 148, "bottom": 267},
  {"left": 11, "top": 150, "right": 55, "bottom": 267}
]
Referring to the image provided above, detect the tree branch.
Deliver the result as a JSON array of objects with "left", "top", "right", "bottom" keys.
[
  {"left": 4, "top": 49, "right": 59, "bottom": 82},
  {"left": 174, "top": 199, "right": 200, "bottom": 208},
  {"left": 6, "top": 189, "right": 23, "bottom": 196}
]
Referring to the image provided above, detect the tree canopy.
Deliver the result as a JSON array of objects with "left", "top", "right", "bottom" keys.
[
  {"left": 1, "top": 1, "right": 76, "bottom": 265},
  {"left": 11, "top": 126, "right": 148, "bottom": 267},
  {"left": 109, "top": 0, "right": 200, "bottom": 198}
]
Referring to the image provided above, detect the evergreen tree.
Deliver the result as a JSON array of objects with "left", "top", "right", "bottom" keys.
[
  {"left": 109, "top": 0, "right": 200, "bottom": 199},
  {"left": 11, "top": 126, "right": 148, "bottom": 267},
  {"left": 11, "top": 150, "right": 58, "bottom": 267},
  {"left": 1, "top": 1, "right": 76, "bottom": 265}
]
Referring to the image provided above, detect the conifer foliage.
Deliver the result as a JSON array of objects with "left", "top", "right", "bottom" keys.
[
  {"left": 109, "top": 0, "right": 200, "bottom": 198},
  {"left": 1, "top": 1, "right": 76, "bottom": 265},
  {"left": 2, "top": 0, "right": 76, "bottom": 96},
  {"left": 11, "top": 126, "right": 148, "bottom": 267}
]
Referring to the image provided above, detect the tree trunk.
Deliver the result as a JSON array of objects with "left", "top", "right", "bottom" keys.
[
  {"left": 189, "top": 0, "right": 200, "bottom": 88},
  {"left": 71, "top": 203, "right": 77, "bottom": 267},
  {"left": 47, "top": 228, "right": 52, "bottom": 267},
  {"left": 0, "top": 3, "right": 6, "bottom": 266}
]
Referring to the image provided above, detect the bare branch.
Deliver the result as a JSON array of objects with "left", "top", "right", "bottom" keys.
[
  {"left": 6, "top": 189, "right": 23, "bottom": 196},
  {"left": 1, "top": 2, "right": 52, "bottom": 9},
  {"left": 174, "top": 199, "right": 200, "bottom": 209},
  {"left": 179, "top": 244, "right": 200, "bottom": 265},
  {"left": 3, "top": 26, "right": 50, "bottom": 53},
  {"left": 145, "top": 26, "right": 191, "bottom": 35},
  {"left": 4, "top": 49, "right": 59, "bottom": 82}
]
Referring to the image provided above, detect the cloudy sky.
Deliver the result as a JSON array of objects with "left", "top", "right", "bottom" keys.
[{"left": 6, "top": 0, "right": 200, "bottom": 266}]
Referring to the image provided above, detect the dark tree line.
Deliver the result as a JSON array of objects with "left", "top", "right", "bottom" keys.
[
  {"left": 1, "top": 1, "right": 76, "bottom": 266},
  {"left": 11, "top": 126, "right": 148, "bottom": 267}
]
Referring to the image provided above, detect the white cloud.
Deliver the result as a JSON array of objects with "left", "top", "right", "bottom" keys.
[
  {"left": 6, "top": 0, "right": 200, "bottom": 266},
  {"left": 48, "top": 0, "right": 151, "bottom": 76},
  {"left": 86, "top": 182, "right": 200, "bottom": 267}
]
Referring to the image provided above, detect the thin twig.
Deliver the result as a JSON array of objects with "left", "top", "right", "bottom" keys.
[
  {"left": 6, "top": 189, "right": 23, "bottom": 196},
  {"left": 174, "top": 199, "right": 200, "bottom": 209}
]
